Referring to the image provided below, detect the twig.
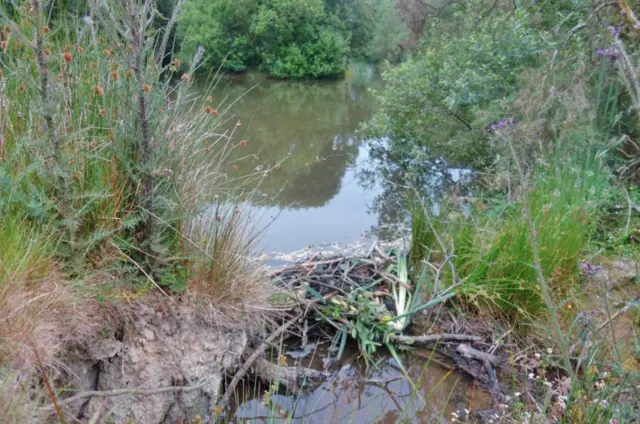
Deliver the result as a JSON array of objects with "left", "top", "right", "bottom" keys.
[
  {"left": 391, "top": 333, "right": 482, "bottom": 345},
  {"left": 219, "top": 312, "right": 303, "bottom": 407},
  {"left": 40, "top": 382, "right": 207, "bottom": 412}
]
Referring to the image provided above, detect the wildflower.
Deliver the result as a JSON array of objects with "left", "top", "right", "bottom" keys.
[
  {"left": 57, "top": 73, "right": 63, "bottom": 81},
  {"left": 597, "top": 47, "right": 619, "bottom": 61},
  {"left": 43, "top": 26, "right": 49, "bottom": 33},
  {"left": 93, "top": 85, "right": 104, "bottom": 96},
  {"left": 103, "top": 49, "right": 113, "bottom": 56},
  {"left": 239, "top": 140, "right": 247, "bottom": 147},
  {"left": 231, "top": 164, "right": 238, "bottom": 170},
  {"left": 124, "top": 69, "right": 133, "bottom": 79},
  {"left": 528, "top": 372, "right": 535, "bottom": 379},
  {"left": 173, "top": 59, "right": 181, "bottom": 68},
  {"left": 63, "top": 52, "right": 72, "bottom": 63},
  {"left": 110, "top": 71, "right": 118, "bottom": 80},
  {"left": 18, "top": 84, "right": 25, "bottom": 93},
  {"left": 206, "top": 96, "right": 212, "bottom": 102},
  {"left": 0, "top": 40, "right": 7, "bottom": 51},
  {"left": 514, "top": 392, "right": 521, "bottom": 397},
  {"left": 235, "top": 206, "right": 242, "bottom": 215},
  {"left": 142, "top": 84, "right": 152, "bottom": 93},
  {"left": 546, "top": 348, "right": 552, "bottom": 354},
  {"left": 204, "top": 105, "right": 212, "bottom": 114},
  {"left": 210, "top": 109, "right": 218, "bottom": 117},
  {"left": 98, "top": 108, "right": 106, "bottom": 117},
  {"left": 181, "top": 73, "right": 191, "bottom": 82},
  {"left": 64, "top": 44, "right": 71, "bottom": 52},
  {"left": 534, "top": 352, "right": 541, "bottom": 359},
  {"left": 274, "top": 163, "right": 280, "bottom": 169},
  {"left": 579, "top": 262, "right": 602, "bottom": 275},
  {"left": 216, "top": 215, "right": 222, "bottom": 222},
  {"left": 98, "top": 36, "right": 104, "bottom": 43},
  {"left": 44, "top": 48, "right": 50, "bottom": 56},
  {"left": 77, "top": 46, "right": 84, "bottom": 53},
  {"left": 610, "top": 26, "right": 622, "bottom": 37}
]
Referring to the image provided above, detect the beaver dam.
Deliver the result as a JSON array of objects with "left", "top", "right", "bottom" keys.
[{"left": 220, "top": 247, "right": 548, "bottom": 423}]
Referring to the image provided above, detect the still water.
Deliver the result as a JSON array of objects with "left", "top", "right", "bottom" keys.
[{"left": 207, "top": 71, "right": 384, "bottom": 255}]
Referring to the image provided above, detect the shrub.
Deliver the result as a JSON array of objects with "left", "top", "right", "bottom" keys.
[{"left": 363, "top": 2, "right": 546, "bottom": 168}]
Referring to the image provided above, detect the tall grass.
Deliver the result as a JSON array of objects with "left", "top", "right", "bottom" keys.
[{"left": 0, "top": 0, "right": 267, "bottom": 299}]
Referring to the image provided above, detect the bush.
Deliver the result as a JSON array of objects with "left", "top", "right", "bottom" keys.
[
  {"left": 363, "top": 2, "right": 546, "bottom": 168},
  {"left": 177, "top": 0, "right": 348, "bottom": 78}
]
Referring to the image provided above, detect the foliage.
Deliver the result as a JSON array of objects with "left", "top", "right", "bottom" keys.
[
  {"left": 363, "top": 2, "right": 546, "bottom": 169},
  {"left": 177, "top": 0, "right": 409, "bottom": 79},
  {"left": 411, "top": 149, "right": 611, "bottom": 324},
  {"left": 0, "top": 0, "right": 266, "bottom": 301}
]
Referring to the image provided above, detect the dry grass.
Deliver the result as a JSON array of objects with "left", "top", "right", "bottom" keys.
[{"left": 183, "top": 201, "right": 275, "bottom": 327}]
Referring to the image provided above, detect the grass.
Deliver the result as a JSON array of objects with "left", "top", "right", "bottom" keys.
[{"left": 0, "top": 1, "right": 274, "bottom": 421}]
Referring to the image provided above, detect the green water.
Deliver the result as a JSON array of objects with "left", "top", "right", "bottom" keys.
[{"left": 203, "top": 70, "right": 384, "bottom": 254}]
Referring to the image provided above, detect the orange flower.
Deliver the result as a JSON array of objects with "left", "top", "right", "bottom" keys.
[
  {"left": 103, "top": 49, "right": 113, "bottom": 56},
  {"left": 124, "top": 69, "right": 133, "bottom": 79},
  {"left": 64, "top": 44, "right": 72, "bottom": 52},
  {"left": 239, "top": 140, "right": 247, "bottom": 147},
  {"left": 43, "top": 26, "right": 49, "bottom": 34},
  {"left": 210, "top": 109, "right": 218, "bottom": 117},
  {"left": 181, "top": 73, "right": 191, "bottom": 82},
  {"left": 44, "top": 49, "right": 50, "bottom": 56},
  {"left": 98, "top": 37, "right": 104, "bottom": 43},
  {"left": 110, "top": 71, "right": 118, "bottom": 80},
  {"left": 0, "top": 40, "right": 7, "bottom": 51},
  {"left": 63, "top": 52, "right": 72, "bottom": 63},
  {"left": 93, "top": 85, "right": 104, "bottom": 96},
  {"left": 98, "top": 108, "right": 106, "bottom": 117},
  {"left": 142, "top": 84, "right": 152, "bottom": 93},
  {"left": 204, "top": 105, "right": 212, "bottom": 114}
]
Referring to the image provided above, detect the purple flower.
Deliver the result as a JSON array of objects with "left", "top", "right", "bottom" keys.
[
  {"left": 580, "top": 262, "right": 603, "bottom": 275},
  {"left": 610, "top": 25, "right": 622, "bottom": 37},
  {"left": 487, "top": 116, "right": 517, "bottom": 133},
  {"left": 597, "top": 47, "right": 619, "bottom": 62}
]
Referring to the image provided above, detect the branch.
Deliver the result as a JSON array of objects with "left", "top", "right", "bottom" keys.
[
  {"left": 219, "top": 313, "right": 303, "bottom": 407},
  {"left": 392, "top": 333, "right": 482, "bottom": 345},
  {"left": 39, "top": 382, "right": 207, "bottom": 412}
]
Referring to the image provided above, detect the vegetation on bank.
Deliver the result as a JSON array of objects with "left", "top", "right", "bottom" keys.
[
  {"left": 0, "top": 1, "right": 272, "bottom": 421},
  {"left": 176, "top": 0, "right": 409, "bottom": 78},
  {"left": 362, "top": 0, "right": 640, "bottom": 422},
  {"left": 1, "top": 0, "right": 639, "bottom": 422}
]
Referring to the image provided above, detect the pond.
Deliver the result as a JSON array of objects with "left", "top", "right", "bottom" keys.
[
  {"left": 201, "top": 70, "right": 488, "bottom": 423},
  {"left": 203, "top": 70, "right": 386, "bottom": 257}
]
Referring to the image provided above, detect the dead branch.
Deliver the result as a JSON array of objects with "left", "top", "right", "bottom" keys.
[
  {"left": 219, "top": 312, "right": 303, "bottom": 407},
  {"left": 392, "top": 333, "right": 483, "bottom": 345},
  {"left": 252, "top": 357, "right": 323, "bottom": 393},
  {"left": 39, "top": 382, "right": 207, "bottom": 412}
]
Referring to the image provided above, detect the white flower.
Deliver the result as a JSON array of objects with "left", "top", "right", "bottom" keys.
[
  {"left": 547, "top": 348, "right": 553, "bottom": 354},
  {"left": 528, "top": 373, "right": 535, "bottom": 379},
  {"left": 534, "top": 353, "right": 541, "bottom": 359},
  {"left": 514, "top": 392, "right": 521, "bottom": 397}
]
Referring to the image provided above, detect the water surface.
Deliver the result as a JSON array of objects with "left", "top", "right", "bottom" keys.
[{"left": 206, "top": 72, "right": 383, "bottom": 254}]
